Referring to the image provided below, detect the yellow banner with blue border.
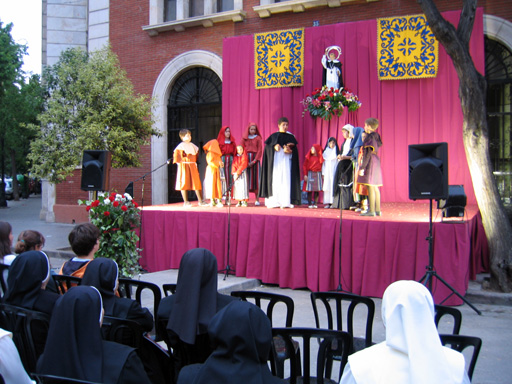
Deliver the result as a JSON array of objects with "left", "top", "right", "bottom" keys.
[
  {"left": 255, "top": 28, "right": 304, "bottom": 89},
  {"left": 377, "top": 14, "right": 438, "bottom": 80}
]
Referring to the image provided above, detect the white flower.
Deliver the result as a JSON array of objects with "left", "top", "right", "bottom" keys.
[
  {"left": 124, "top": 193, "right": 133, "bottom": 201},
  {"left": 116, "top": 193, "right": 123, "bottom": 201}
]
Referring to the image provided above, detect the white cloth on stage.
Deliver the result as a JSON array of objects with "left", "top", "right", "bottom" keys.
[
  {"left": 322, "top": 146, "right": 338, "bottom": 204},
  {"left": 265, "top": 149, "right": 293, "bottom": 208}
]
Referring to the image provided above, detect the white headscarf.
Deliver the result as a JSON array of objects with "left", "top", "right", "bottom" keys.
[
  {"left": 346, "top": 280, "right": 467, "bottom": 384},
  {"left": 342, "top": 124, "right": 354, "bottom": 137}
]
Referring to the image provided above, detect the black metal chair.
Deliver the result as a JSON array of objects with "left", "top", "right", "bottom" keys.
[
  {"left": 32, "top": 373, "right": 101, "bottom": 384},
  {"left": 435, "top": 304, "right": 462, "bottom": 335},
  {"left": 440, "top": 334, "right": 482, "bottom": 380},
  {"left": 230, "top": 290, "right": 294, "bottom": 327},
  {"left": 310, "top": 291, "right": 375, "bottom": 353},
  {"left": 0, "top": 303, "right": 50, "bottom": 373},
  {"left": 162, "top": 283, "right": 177, "bottom": 296},
  {"left": 52, "top": 274, "right": 82, "bottom": 294},
  {"left": 101, "top": 315, "right": 144, "bottom": 348},
  {"left": 271, "top": 327, "right": 352, "bottom": 384},
  {"left": 231, "top": 290, "right": 296, "bottom": 377},
  {"left": 118, "top": 278, "right": 162, "bottom": 316},
  {"left": 101, "top": 316, "right": 172, "bottom": 384}
]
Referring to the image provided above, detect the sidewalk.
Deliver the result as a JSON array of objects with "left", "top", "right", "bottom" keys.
[{"left": 1, "top": 195, "right": 511, "bottom": 383}]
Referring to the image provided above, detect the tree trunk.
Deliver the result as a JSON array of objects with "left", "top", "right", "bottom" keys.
[{"left": 417, "top": 0, "right": 512, "bottom": 291}]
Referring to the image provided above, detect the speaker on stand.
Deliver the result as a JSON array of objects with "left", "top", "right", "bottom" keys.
[
  {"left": 408, "top": 142, "right": 480, "bottom": 315},
  {"left": 81, "top": 150, "right": 112, "bottom": 192}
]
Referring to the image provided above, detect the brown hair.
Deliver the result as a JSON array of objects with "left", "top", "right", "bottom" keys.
[
  {"left": 365, "top": 117, "right": 379, "bottom": 131},
  {"left": 14, "top": 230, "right": 45, "bottom": 254},
  {"left": 278, "top": 117, "right": 289, "bottom": 125},
  {"left": 179, "top": 129, "right": 191, "bottom": 140},
  {"left": 68, "top": 223, "right": 100, "bottom": 257},
  {"left": 0, "top": 221, "right": 12, "bottom": 258}
]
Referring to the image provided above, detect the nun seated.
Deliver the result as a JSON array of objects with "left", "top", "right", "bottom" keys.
[
  {"left": 36, "top": 286, "right": 151, "bottom": 384},
  {"left": 156, "top": 248, "right": 238, "bottom": 381},
  {"left": 3, "top": 250, "right": 61, "bottom": 360},
  {"left": 177, "top": 300, "right": 285, "bottom": 384},
  {"left": 81, "top": 258, "right": 154, "bottom": 333}
]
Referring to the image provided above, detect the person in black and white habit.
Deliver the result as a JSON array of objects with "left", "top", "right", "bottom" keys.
[
  {"left": 258, "top": 117, "right": 301, "bottom": 209},
  {"left": 322, "top": 46, "right": 344, "bottom": 90}
]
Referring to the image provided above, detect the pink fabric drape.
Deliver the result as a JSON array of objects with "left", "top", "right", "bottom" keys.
[
  {"left": 140, "top": 204, "right": 486, "bottom": 305},
  {"left": 222, "top": 9, "right": 484, "bottom": 204}
]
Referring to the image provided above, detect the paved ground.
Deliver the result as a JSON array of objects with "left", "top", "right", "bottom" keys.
[{"left": 1, "top": 195, "right": 511, "bottom": 383}]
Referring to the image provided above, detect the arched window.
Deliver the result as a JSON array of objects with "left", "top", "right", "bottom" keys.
[
  {"left": 486, "top": 37, "right": 512, "bottom": 203},
  {"left": 167, "top": 67, "right": 222, "bottom": 202}
]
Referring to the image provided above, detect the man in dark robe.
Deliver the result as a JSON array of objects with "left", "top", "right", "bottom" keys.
[{"left": 258, "top": 117, "right": 301, "bottom": 208}]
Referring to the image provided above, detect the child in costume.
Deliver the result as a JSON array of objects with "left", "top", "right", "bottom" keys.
[
  {"left": 217, "top": 126, "right": 237, "bottom": 199},
  {"left": 303, "top": 144, "right": 324, "bottom": 208},
  {"left": 173, "top": 129, "right": 205, "bottom": 207},
  {"left": 203, "top": 139, "right": 224, "bottom": 207},
  {"left": 358, "top": 118, "right": 383, "bottom": 217},
  {"left": 232, "top": 145, "right": 249, "bottom": 207},
  {"left": 240, "top": 122, "right": 263, "bottom": 206},
  {"left": 322, "top": 137, "right": 340, "bottom": 208}
]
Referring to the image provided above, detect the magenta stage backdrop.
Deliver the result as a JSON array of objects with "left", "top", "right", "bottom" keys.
[{"left": 222, "top": 9, "right": 484, "bottom": 204}]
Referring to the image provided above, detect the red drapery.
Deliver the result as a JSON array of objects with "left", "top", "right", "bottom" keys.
[{"left": 222, "top": 9, "right": 484, "bottom": 204}]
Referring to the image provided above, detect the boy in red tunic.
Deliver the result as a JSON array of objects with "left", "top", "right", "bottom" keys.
[
  {"left": 303, "top": 144, "right": 324, "bottom": 208},
  {"left": 173, "top": 129, "right": 205, "bottom": 207},
  {"left": 240, "top": 122, "right": 263, "bottom": 205}
]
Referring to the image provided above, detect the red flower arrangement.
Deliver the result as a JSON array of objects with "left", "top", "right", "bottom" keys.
[{"left": 301, "top": 85, "right": 362, "bottom": 121}]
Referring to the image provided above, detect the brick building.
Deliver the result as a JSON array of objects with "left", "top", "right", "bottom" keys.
[{"left": 42, "top": 0, "right": 512, "bottom": 223}]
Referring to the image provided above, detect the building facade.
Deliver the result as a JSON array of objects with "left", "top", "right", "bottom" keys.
[{"left": 42, "top": 0, "right": 512, "bottom": 222}]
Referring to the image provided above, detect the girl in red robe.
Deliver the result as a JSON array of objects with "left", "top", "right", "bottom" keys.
[
  {"left": 303, "top": 144, "right": 324, "bottom": 208},
  {"left": 240, "top": 122, "right": 263, "bottom": 205},
  {"left": 217, "top": 126, "right": 237, "bottom": 199},
  {"left": 232, "top": 145, "right": 249, "bottom": 207}
]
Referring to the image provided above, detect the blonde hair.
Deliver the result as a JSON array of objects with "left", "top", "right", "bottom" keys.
[{"left": 365, "top": 118, "right": 379, "bottom": 131}]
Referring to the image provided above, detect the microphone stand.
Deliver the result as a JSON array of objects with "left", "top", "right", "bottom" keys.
[
  {"left": 219, "top": 179, "right": 236, "bottom": 280},
  {"left": 335, "top": 159, "right": 353, "bottom": 292},
  {"left": 124, "top": 158, "right": 171, "bottom": 252}
]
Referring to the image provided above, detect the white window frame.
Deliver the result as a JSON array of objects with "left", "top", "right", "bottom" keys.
[{"left": 145, "top": 0, "right": 245, "bottom": 35}]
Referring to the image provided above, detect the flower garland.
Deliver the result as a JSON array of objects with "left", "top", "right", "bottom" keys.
[
  {"left": 301, "top": 85, "right": 362, "bottom": 121},
  {"left": 79, "top": 192, "right": 141, "bottom": 277}
]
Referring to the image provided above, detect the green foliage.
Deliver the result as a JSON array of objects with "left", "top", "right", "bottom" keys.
[
  {"left": 79, "top": 192, "right": 141, "bottom": 277},
  {"left": 0, "top": 21, "right": 40, "bottom": 197},
  {"left": 28, "top": 47, "right": 160, "bottom": 183}
]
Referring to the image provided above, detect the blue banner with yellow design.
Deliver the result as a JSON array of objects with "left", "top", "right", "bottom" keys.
[
  {"left": 255, "top": 28, "right": 304, "bottom": 89},
  {"left": 377, "top": 14, "right": 438, "bottom": 80}
]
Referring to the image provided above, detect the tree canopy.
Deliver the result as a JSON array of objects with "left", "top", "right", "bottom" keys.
[{"left": 29, "top": 47, "right": 160, "bottom": 183}]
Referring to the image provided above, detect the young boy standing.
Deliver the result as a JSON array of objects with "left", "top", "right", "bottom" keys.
[
  {"left": 358, "top": 118, "right": 383, "bottom": 217},
  {"left": 173, "top": 129, "right": 205, "bottom": 207}
]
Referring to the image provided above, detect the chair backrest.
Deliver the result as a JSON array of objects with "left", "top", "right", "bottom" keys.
[
  {"left": 0, "top": 263, "right": 9, "bottom": 298},
  {"left": 162, "top": 283, "right": 177, "bottom": 297},
  {"left": 101, "top": 315, "right": 144, "bottom": 348},
  {"left": 52, "top": 274, "right": 82, "bottom": 294},
  {"left": 439, "top": 334, "right": 482, "bottom": 380},
  {"left": 0, "top": 303, "right": 51, "bottom": 374},
  {"left": 139, "top": 335, "right": 174, "bottom": 384},
  {"left": 32, "top": 373, "right": 102, "bottom": 384},
  {"left": 271, "top": 327, "right": 352, "bottom": 384},
  {"left": 435, "top": 304, "right": 462, "bottom": 335},
  {"left": 230, "top": 290, "right": 294, "bottom": 327},
  {"left": 310, "top": 291, "right": 375, "bottom": 352},
  {"left": 118, "top": 278, "right": 162, "bottom": 316}
]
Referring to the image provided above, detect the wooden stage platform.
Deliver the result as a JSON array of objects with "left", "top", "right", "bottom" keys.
[{"left": 139, "top": 202, "right": 488, "bottom": 305}]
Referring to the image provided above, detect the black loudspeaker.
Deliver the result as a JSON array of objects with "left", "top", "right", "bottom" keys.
[
  {"left": 437, "top": 185, "right": 467, "bottom": 217},
  {"left": 81, "top": 150, "right": 111, "bottom": 191},
  {"left": 409, "top": 142, "right": 448, "bottom": 200}
]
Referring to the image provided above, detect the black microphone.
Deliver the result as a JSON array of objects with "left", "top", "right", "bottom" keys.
[{"left": 166, "top": 158, "right": 172, "bottom": 165}]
